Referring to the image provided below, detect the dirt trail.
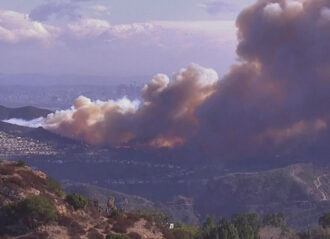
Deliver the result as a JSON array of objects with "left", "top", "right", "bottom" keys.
[{"left": 314, "top": 175, "right": 328, "bottom": 201}]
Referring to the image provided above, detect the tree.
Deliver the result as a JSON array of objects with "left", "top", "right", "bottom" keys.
[
  {"left": 263, "top": 213, "right": 286, "bottom": 229},
  {"left": 319, "top": 213, "right": 330, "bottom": 228},
  {"left": 218, "top": 218, "right": 239, "bottom": 239},
  {"left": 201, "top": 216, "right": 218, "bottom": 239},
  {"left": 172, "top": 222, "right": 198, "bottom": 239},
  {"left": 232, "top": 213, "right": 261, "bottom": 239}
]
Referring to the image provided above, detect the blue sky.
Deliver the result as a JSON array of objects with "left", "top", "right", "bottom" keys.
[{"left": 0, "top": 0, "right": 254, "bottom": 82}]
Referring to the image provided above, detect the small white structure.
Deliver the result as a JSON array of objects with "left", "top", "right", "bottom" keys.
[{"left": 169, "top": 223, "right": 175, "bottom": 229}]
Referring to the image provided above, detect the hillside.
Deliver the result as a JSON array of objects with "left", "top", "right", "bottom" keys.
[
  {"left": 0, "top": 161, "right": 174, "bottom": 239},
  {"left": 64, "top": 183, "right": 199, "bottom": 225},
  {"left": 194, "top": 164, "right": 330, "bottom": 229},
  {"left": 63, "top": 164, "right": 330, "bottom": 229},
  {"left": 0, "top": 105, "right": 52, "bottom": 120}
]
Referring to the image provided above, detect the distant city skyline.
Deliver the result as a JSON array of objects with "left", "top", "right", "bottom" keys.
[{"left": 0, "top": 0, "right": 254, "bottom": 83}]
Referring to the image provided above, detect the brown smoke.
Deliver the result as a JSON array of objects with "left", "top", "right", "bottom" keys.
[
  {"left": 44, "top": 64, "right": 218, "bottom": 147},
  {"left": 45, "top": 0, "right": 330, "bottom": 161}
]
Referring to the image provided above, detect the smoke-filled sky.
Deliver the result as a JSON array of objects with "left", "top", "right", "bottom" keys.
[
  {"left": 0, "top": 0, "right": 253, "bottom": 80},
  {"left": 38, "top": 0, "right": 330, "bottom": 160},
  {"left": 3, "top": 0, "right": 330, "bottom": 164}
]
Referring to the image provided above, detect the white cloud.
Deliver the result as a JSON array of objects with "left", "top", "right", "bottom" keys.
[
  {"left": 153, "top": 21, "right": 235, "bottom": 36},
  {"left": 200, "top": 0, "right": 238, "bottom": 14},
  {"left": 0, "top": 13, "right": 237, "bottom": 77},
  {"left": 0, "top": 9, "right": 60, "bottom": 44},
  {"left": 89, "top": 5, "right": 110, "bottom": 16},
  {"left": 201, "top": 0, "right": 257, "bottom": 15},
  {"left": 321, "top": 7, "right": 330, "bottom": 21},
  {"left": 68, "top": 18, "right": 110, "bottom": 37},
  {"left": 66, "top": 19, "right": 236, "bottom": 46},
  {"left": 108, "top": 23, "right": 155, "bottom": 39}
]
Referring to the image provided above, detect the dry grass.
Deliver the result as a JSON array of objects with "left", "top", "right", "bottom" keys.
[
  {"left": 58, "top": 215, "right": 85, "bottom": 236},
  {"left": 87, "top": 228, "right": 104, "bottom": 239},
  {"left": 127, "top": 232, "right": 141, "bottom": 239}
]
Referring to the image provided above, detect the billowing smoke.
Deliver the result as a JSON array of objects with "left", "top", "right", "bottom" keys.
[
  {"left": 193, "top": 0, "right": 330, "bottom": 158},
  {"left": 44, "top": 64, "right": 218, "bottom": 147},
  {"left": 39, "top": 0, "right": 330, "bottom": 160}
]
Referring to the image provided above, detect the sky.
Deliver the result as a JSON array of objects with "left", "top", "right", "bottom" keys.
[{"left": 0, "top": 0, "right": 255, "bottom": 82}]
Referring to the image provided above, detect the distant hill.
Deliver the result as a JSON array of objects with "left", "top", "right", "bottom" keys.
[
  {"left": 0, "top": 121, "right": 76, "bottom": 145},
  {"left": 194, "top": 164, "right": 330, "bottom": 229},
  {"left": 0, "top": 105, "right": 52, "bottom": 120},
  {"left": 64, "top": 164, "right": 330, "bottom": 229}
]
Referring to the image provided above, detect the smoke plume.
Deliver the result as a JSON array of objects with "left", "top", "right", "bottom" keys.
[
  {"left": 194, "top": 0, "right": 330, "bottom": 158},
  {"left": 44, "top": 64, "right": 218, "bottom": 147},
  {"left": 3, "top": 118, "right": 44, "bottom": 128},
  {"left": 44, "top": 0, "right": 330, "bottom": 160}
]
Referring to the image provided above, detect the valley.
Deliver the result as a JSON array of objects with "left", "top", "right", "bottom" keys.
[{"left": 1, "top": 105, "right": 330, "bottom": 229}]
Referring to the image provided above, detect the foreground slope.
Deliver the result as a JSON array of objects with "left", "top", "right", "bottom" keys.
[{"left": 0, "top": 161, "right": 173, "bottom": 239}]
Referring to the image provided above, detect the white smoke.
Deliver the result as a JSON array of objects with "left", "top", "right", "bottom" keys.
[{"left": 2, "top": 117, "right": 45, "bottom": 128}]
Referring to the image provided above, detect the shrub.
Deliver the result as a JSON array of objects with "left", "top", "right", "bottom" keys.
[
  {"left": 109, "top": 212, "right": 140, "bottom": 234},
  {"left": 106, "top": 233, "right": 130, "bottom": 239},
  {"left": 263, "top": 213, "right": 286, "bottom": 229},
  {"left": 231, "top": 213, "right": 262, "bottom": 239},
  {"left": 132, "top": 210, "right": 171, "bottom": 227},
  {"left": 110, "top": 208, "right": 125, "bottom": 219},
  {"left": 46, "top": 177, "right": 65, "bottom": 197},
  {"left": 16, "top": 160, "right": 26, "bottom": 167},
  {"left": 1, "top": 196, "right": 57, "bottom": 230},
  {"left": 217, "top": 218, "right": 239, "bottom": 239},
  {"left": 58, "top": 215, "right": 85, "bottom": 236},
  {"left": 319, "top": 213, "right": 330, "bottom": 228},
  {"left": 172, "top": 223, "right": 198, "bottom": 239},
  {"left": 20, "top": 196, "right": 57, "bottom": 227},
  {"left": 66, "top": 193, "right": 88, "bottom": 210}
]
